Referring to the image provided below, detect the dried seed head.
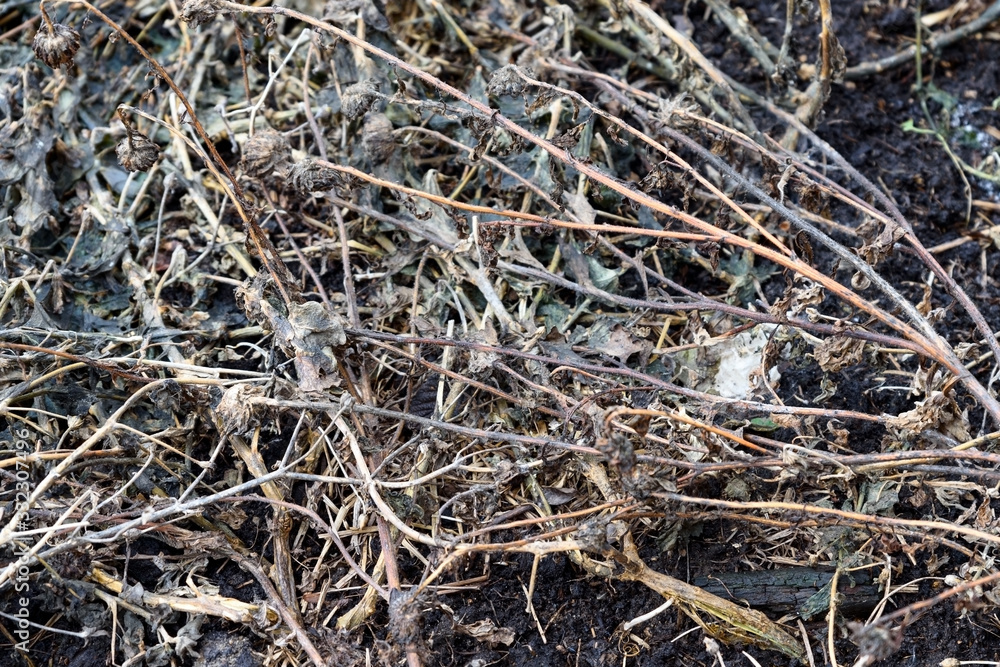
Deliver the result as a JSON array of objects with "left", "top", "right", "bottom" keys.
[
  {"left": 341, "top": 78, "right": 381, "bottom": 120},
  {"left": 32, "top": 21, "right": 81, "bottom": 68},
  {"left": 116, "top": 131, "right": 160, "bottom": 172},
  {"left": 362, "top": 113, "right": 395, "bottom": 164},
  {"left": 288, "top": 159, "right": 342, "bottom": 193},
  {"left": 487, "top": 65, "right": 530, "bottom": 98},
  {"left": 287, "top": 160, "right": 365, "bottom": 194},
  {"left": 180, "top": 0, "right": 222, "bottom": 28},
  {"left": 241, "top": 128, "right": 291, "bottom": 178}
]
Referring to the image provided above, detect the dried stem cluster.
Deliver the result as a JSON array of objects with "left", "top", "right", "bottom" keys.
[{"left": 3, "top": 1, "right": 1000, "bottom": 666}]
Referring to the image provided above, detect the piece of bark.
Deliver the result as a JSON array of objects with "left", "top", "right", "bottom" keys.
[{"left": 693, "top": 567, "right": 879, "bottom": 619}]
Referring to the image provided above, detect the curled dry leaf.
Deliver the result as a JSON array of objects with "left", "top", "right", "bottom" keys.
[
  {"left": 814, "top": 335, "right": 866, "bottom": 373},
  {"left": 287, "top": 159, "right": 357, "bottom": 193},
  {"left": 851, "top": 271, "right": 872, "bottom": 290},
  {"left": 829, "top": 32, "right": 848, "bottom": 83},
  {"left": 653, "top": 93, "right": 701, "bottom": 129},
  {"left": 857, "top": 220, "right": 906, "bottom": 266},
  {"left": 594, "top": 324, "right": 647, "bottom": 363},
  {"left": 323, "top": 0, "right": 388, "bottom": 32},
  {"left": 236, "top": 273, "right": 347, "bottom": 392},
  {"left": 453, "top": 619, "right": 515, "bottom": 647},
  {"left": 214, "top": 384, "right": 265, "bottom": 435},
  {"left": 885, "top": 391, "right": 971, "bottom": 443},
  {"left": 848, "top": 622, "right": 905, "bottom": 664},
  {"left": 286, "top": 301, "right": 348, "bottom": 391}
]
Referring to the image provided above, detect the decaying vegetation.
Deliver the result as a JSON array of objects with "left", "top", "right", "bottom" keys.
[{"left": 3, "top": 0, "right": 1000, "bottom": 665}]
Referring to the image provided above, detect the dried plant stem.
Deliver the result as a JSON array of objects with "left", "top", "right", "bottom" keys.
[
  {"left": 657, "top": 492, "right": 1000, "bottom": 547},
  {"left": 0, "top": 379, "right": 170, "bottom": 588},
  {"left": 214, "top": 4, "right": 975, "bottom": 398},
  {"left": 616, "top": 533, "right": 807, "bottom": 660},
  {"left": 224, "top": 547, "right": 325, "bottom": 667},
  {"left": 624, "top": 0, "right": 760, "bottom": 138},
  {"left": 775, "top": 0, "right": 796, "bottom": 78},
  {"left": 874, "top": 568, "right": 1000, "bottom": 628},
  {"left": 90, "top": 567, "right": 276, "bottom": 624},
  {"left": 762, "top": 101, "right": 1000, "bottom": 386},
  {"left": 347, "top": 330, "right": 898, "bottom": 421},
  {"left": 800, "top": 0, "right": 839, "bottom": 128},
  {"left": 315, "top": 161, "right": 706, "bottom": 237},
  {"left": 828, "top": 566, "right": 842, "bottom": 667},
  {"left": 66, "top": 0, "right": 295, "bottom": 307},
  {"left": 326, "top": 158, "right": 951, "bottom": 373},
  {"left": 510, "top": 69, "right": 791, "bottom": 254},
  {"left": 845, "top": 1, "right": 1000, "bottom": 80},
  {"left": 702, "top": 0, "right": 778, "bottom": 77},
  {"left": 217, "top": 0, "right": 996, "bottom": 418},
  {"left": 655, "top": 120, "right": 1000, "bottom": 421},
  {"left": 38, "top": 0, "right": 54, "bottom": 32},
  {"left": 541, "top": 56, "right": 1000, "bottom": 421}
]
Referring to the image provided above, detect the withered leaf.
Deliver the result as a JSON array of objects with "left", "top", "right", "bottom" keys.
[{"left": 814, "top": 335, "right": 866, "bottom": 373}]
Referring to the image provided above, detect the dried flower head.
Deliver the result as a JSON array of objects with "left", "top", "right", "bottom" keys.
[
  {"left": 361, "top": 113, "right": 395, "bottom": 164},
  {"left": 32, "top": 4, "right": 80, "bottom": 69},
  {"left": 241, "top": 128, "right": 291, "bottom": 178},
  {"left": 115, "top": 109, "right": 160, "bottom": 172},
  {"left": 341, "top": 78, "right": 381, "bottom": 120},
  {"left": 117, "top": 132, "right": 160, "bottom": 172},
  {"left": 180, "top": 0, "right": 222, "bottom": 28},
  {"left": 486, "top": 65, "right": 530, "bottom": 98},
  {"left": 288, "top": 160, "right": 342, "bottom": 193},
  {"left": 288, "top": 160, "right": 365, "bottom": 194}
]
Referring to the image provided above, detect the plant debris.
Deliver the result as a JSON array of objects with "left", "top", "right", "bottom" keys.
[{"left": 4, "top": 1, "right": 1000, "bottom": 666}]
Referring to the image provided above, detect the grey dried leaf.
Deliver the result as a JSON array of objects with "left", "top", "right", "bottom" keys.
[
  {"left": 116, "top": 131, "right": 160, "bottom": 172},
  {"left": 32, "top": 22, "right": 80, "bottom": 68},
  {"left": 551, "top": 120, "right": 588, "bottom": 149},
  {"left": 235, "top": 273, "right": 346, "bottom": 392},
  {"left": 849, "top": 623, "right": 904, "bottom": 663},
  {"left": 829, "top": 32, "right": 848, "bottom": 83},
  {"left": 453, "top": 619, "right": 515, "bottom": 647},
  {"left": 593, "top": 324, "right": 646, "bottom": 363},
  {"left": 241, "top": 128, "right": 291, "bottom": 178},
  {"left": 858, "top": 220, "right": 905, "bottom": 266},
  {"left": 361, "top": 1, "right": 389, "bottom": 32},
  {"left": 341, "top": 78, "right": 381, "bottom": 120},
  {"left": 288, "top": 300, "right": 347, "bottom": 350},
  {"left": 653, "top": 93, "right": 701, "bottom": 128},
  {"left": 541, "top": 486, "right": 576, "bottom": 507},
  {"left": 886, "top": 391, "right": 970, "bottom": 443},
  {"left": 194, "top": 632, "right": 261, "bottom": 667}
]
